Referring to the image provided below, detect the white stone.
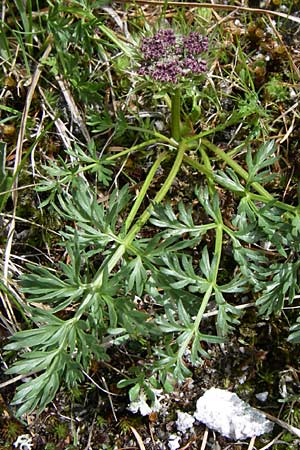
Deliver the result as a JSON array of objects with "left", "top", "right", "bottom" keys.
[
  {"left": 290, "top": 89, "right": 297, "bottom": 99},
  {"left": 256, "top": 391, "right": 269, "bottom": 402},
  {"left": 168, "top": 434, "right": 181, "bottom": 450},
  {"left": 194, "top": 387, "right": 273, "bottom": 440},
  {"left": 176, "top": 411, "right": 195, "bottom": 433},
  {"left": 13, "top": 435, "right": 33, "bottom": 450}
]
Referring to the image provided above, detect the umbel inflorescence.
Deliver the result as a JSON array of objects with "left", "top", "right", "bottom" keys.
[{"left": 138, "top": 29, "right": 208, "bottom": 84}]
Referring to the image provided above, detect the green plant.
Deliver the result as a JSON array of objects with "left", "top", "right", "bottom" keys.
[
  {"left": 0, "top": 142, "right": 12, "bottom": 213},
  {"left": 45, "top": 444, "right": 56, "bottom": 450},
  {"left": 1, "top": 419, "right": 23, "bottom": 443},
  {"left": 265, "top": 76, "right": 289, "bottom": 102},
  {"left": 52, "top": 422, "right": 69, "bottom": 440},
  {"left": 3, "top": 6, "right": 300, "bottom": 421}
]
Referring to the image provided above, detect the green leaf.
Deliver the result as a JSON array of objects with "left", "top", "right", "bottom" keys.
[
  {"left": 256, "top": 262, "right": 300, "bottom": 315},
  {"left": 4, "top": 325, "right": 63, "bottom": 350},
  {"left": 156, "top": 307, "right": 185, "bottom": 333},
  {"left": 190, "top": 331, "right": 224, "bottom": 363},
  {"left": 199, "top": 247, "right": 211, "bottom": 279},
  {"left": 11, "top": 371, "right": 61, "bottom": 417},
  {"left": 150, "top": 201, "right": 216, "bottom": 237},
  {"left": 174, "top": 358, "right": 192, "bottom": 383},
  {"left": 195, "top": 186, "right": 222, "bottom": 223},
  {"left": 0, "top": 141, "right": 12, "bottom": 212},
  {"left": 21, "top": 262, "right": 84, "bottom": 310},
  {"left": 117, "top": 378, "right": 140, "bottom": 389},
  {"left": 217, "top": 303, "right": 241, "bottom": 336},
  {"left": 97, "top": 23, "right": 134, "bottom": 57},
  {"left": 126, "top": 256, "right": 148, "bottom": 296},
  {"left": 246, "top": 140, "right": 278, "bottom": 185},
  {"left": 288, "top": 319, "right": 300, "bottom": 343},
  {"left": 6, "top": 350, "right": 58, "bottom": 375},
  {"left": 129, "top": 383, "right": 141, "bottom": 402},
  {"left": 63, "top": 140, "right": 114, "bottom": 186},
  {"left": 219, "top": 274, "right": 249, "bottom": 293},
  {"left": 177, "top": 300, "right": 192, "bottom": 328},
  {"left": 214, "top": 168, "right": 245, "bottom": 194},
  {"left": 159, "top": 253, "right": 210, "bottom": 294}
]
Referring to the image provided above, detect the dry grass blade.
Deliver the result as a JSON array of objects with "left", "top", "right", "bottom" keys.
[
  {"left": 2, "top": 43, "right": 52, "bottom": 332},
  {"left": 101, "top": 5, "right": 130, "bottom": 39},
  {"left": 115, "top": 0, "right": 300, "bottom": 25},
  {"left": 247, "top": 436, "right": 256, "bottom": 450},
  {"left": 266, "top": 15, "right": 300, "bottom": 80},
  {"left": 200, "top": 427, "right": 209, "bottom": 450},
  {"left": 39, "top": 86, "right": 75, "bottom": 150},
  {"left": 259, "top": 431, "right": 284, "bottom": 450},
  {"left": 280, "top": 112, "right": 297, "bottom": 144},
  {"left": 130, "top": 426, "right": 146, "bottom": 450},
  {"left": 0, "top": 372, "right": 37, "bottom": 389},
  {"left": 55, "top": 75, "right": 91, "bottom": 143}
]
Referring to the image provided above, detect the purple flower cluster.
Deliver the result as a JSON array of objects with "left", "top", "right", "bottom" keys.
[
  {"left": 138, "top": 29, "right": 208, "bottom": 84},
  {"left": 183, "top": 32, "right": 208, "bottom": 55},
  {"left": 182, "top": 56, "right": 207, "bottom": 75},
  {"left": 152, "top": 60, "right": 182, "bottom": 84},
  {"left": 141, "top": 29, "right": 177, "bottom": 60}
]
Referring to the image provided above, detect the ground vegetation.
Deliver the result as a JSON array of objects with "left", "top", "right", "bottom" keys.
[{"left": 1, "top": 0, "right": 300, "bottom": 448}]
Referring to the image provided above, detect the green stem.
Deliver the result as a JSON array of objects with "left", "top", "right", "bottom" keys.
[
  {"left": 185, "top": 149, "right": 295, "bottom": 213},
  {"left": 193, "top": 224, "right": 223, "bottom": 334},
  {"left": 124, "top": 151, "right": 168, "bottom": 232},
  {"left": 125, "top": 141, "right": 187, "bottom": 241},
  {"left": 201, "top": 138, "right": 296, "bottom": 213},
  {"left": 202, "top": 138, "right": 270, "bottom": 194},
  {"left": 124, "top": 109, "right": 254, "bottom": 149},
  {"left": 193, "top": 285, "right": 213, "bottom": 332},
  {"left": 212, "top": 224, "right": 224, "bottom": 286},
  {"left": 171, "top": 88, "right": 181, "bottom": 141},
  {"left": 106, "top": 139, "right": 165, "bottom": 161},
  {"left": 191, "top": 150, "right": 224, "bottom": 332},
  {"left": 184, "top": 111, "right": 254, "bottom": 145},
  {"left": 91, "top": 141, "right": 187, "bottom": 290},
  {"left": 182, "top": 155, "right": 211, "bottom": 177},
  {"left": 124, "top": 126, "right": 178, "bottom": 146}
]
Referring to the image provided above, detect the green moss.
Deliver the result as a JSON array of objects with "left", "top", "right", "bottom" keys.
[{"left": 265, "top": 76, "right": 289, "bottom": 102}]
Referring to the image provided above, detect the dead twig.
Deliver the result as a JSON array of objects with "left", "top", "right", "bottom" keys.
[
  {"left": 259, "top": 432, "right": 284, "bottom": 450},
  {"left": 81, "top": 370, "right": 118, "bottom": 422},
  {"left": 0, "top": 372, "right": 37, "bottom": 389},
  {"left": 256, "top": 408, "right": 300, "bottom": 438}
]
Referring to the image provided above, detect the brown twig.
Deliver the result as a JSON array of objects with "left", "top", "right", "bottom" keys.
[{"left": 256, "top": 408, "right": 300, "bottom": 438}]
